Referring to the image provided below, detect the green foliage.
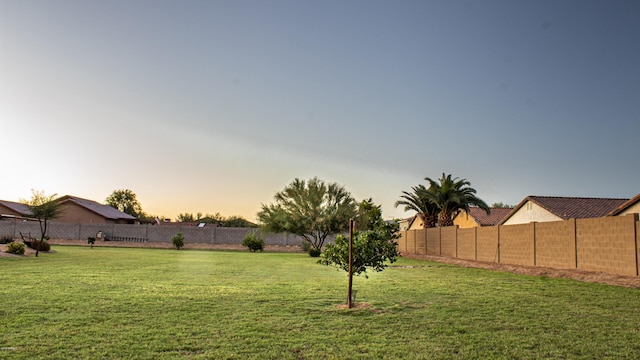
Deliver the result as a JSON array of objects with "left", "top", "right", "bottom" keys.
[
  {"left": 172, "top": 232, "right": 185, "bottom": 250},
  {"left": 308, "top": 248, "right": 321, "bottom": 257},
  {"left": 491, "top": 202, "right": 514, "bottom": 208},
  {"left": 87, "top": 237, "right": 95, "bottom": 248},
  {"left": 28, "top": 240, "right": 51, "bottom": 252},
  {"left": 175, "top": 212, "right": 257, "bottom": 227},
  {"left": 105, "top": 189, "right": 144, "bottom": 218},
  {"left": 355, "top": 198, "right": 383, "bottom": 231},
  {"left": 257, "top": 177, "right": 357, "bottom": 252},
  {"left": 396, "top": 173, "right": 490, "bottom": 227},
  {"left": 242, "top": 232, "right": 264, "bottom": 252},
  {"left": 6, "top": 241, "right": 26, "bottom": 255},
  {"left": 319, "top": 219, "right": 400, "bottom": 278},
  {"left": 21, "top": 189, "right": 61, "bottom": 257}
]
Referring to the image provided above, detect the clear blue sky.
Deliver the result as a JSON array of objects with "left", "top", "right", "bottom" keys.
[{"left": 1, "top": 0, "right": 639, "bottom": 221}]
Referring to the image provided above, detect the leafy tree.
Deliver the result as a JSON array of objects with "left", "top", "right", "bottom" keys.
[
  {"left": 491, "top": 202, "right": 514, "bottom": 208},
  {"left": 20, "top": 190, "right": 62, "bottom": 257},
  {"left": 257, "top": 177, "right": 357, "bottom": 253},
  {"left": 394, "top": 184, "right": 439, "bottom": 228},
  {"left": 424, "top": 173, "right": 490, "bottom": 227},
  {"left": 105, "top": 189, "right": 144, "bottom": 218},
  {"left": 354, "top": 198, "right": 383, "bottom": 231},
  {"left": 176, "top": 213, "right": 196, "bottom": 222},
  {"left": 319, "top": 215, "right": 400, "bottom": 278},
  {"left": 172, "top": 231, "right": 185, "bottom": 250}
]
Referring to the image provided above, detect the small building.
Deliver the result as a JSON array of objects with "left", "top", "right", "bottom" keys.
[
  {"left": 499, "top": 196, "right": 629, "bottom": 225},
  {"left": 0, "top": 200, "right": 33, "bottom": 220},
  {"left": 453, "top": 207, "right": 513, "bottom": 228},
  {"left": 55, "top": 195, "right": 137, "bottom": 224}
]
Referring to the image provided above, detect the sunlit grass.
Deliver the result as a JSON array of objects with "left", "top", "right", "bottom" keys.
[{"left": 1, "top": 246, "right": 639, "bottom": 359}]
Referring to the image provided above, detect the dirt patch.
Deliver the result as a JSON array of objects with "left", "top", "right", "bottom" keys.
[{"left": 401, "top": 253, "right": 640, "bottom": 289}]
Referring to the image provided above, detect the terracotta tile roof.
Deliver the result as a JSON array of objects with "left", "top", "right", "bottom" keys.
[
  {"left": 0, "top": 200, "right": 33, "bottom": 216},
  {"left": 57, "top": 195, "right": 137, "bottom": 220},
  {"left": 607, "top": 193, "right": 640, "bottom": 216},
  {"left": 502, "top": 196, "right": 629, "bottom": 224},
  {"left": 465, "top": 207, "right": 513, "bottom": 226}
]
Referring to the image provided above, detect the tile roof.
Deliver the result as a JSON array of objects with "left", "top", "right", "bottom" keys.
[
  {"left": 58, "top": 195, "right": 136, "bottom": 220},
  {"left": 464, "top": 207, "right": 513, "bottom": 226},
  {"left": 501, "top": 196, "right": 629, "bottom": 224},
  {"left": 0, "top": 200, "right": 33, "bottom": 216}
]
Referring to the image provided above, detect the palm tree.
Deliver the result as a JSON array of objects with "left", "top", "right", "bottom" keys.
[
  {"left": 394, "top": 184, "right": 439, "bottom": 228},
  {"left": 424, "top": 173, "right": 490, "bottom": 227}
]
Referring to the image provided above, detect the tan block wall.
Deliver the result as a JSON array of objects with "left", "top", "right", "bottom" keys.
[
  {"left": 426, "top": 227, "right": 440, "bottom": 255},
  {"left": 477, "top": 226, "right": 499, "bottom": 263},
  {"left": 637, "top": 221, "right": 640, "bottom": 276},
  {"left": 415, "top": 229, "right": 427, "bottom": 255},
  {"left": 441, "top": 226, "right": 457, "bottom": 257},
  {"left": 457, "top": 227, "right": 476, "bottom": 260},
  {"left": 397, "top": 231, "right": 407, "bottom": 253},
  {"left": 577, "top": 214, "right": 638, "bottom": 276},
  {"left": 405, "top": 230, "right": 417, "bottom": 254},
  {"left": 499, "top": 223, "right": 535, "bottom": 266},
  {"left": 535, "top": 219, "right": 577, "bottom": 269}
]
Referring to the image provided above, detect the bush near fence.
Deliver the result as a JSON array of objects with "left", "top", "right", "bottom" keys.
[
  {"left": 0, "top": 221, "right": 308, "bottom": 247},
  {"left": 397, "top": 214, "right": 640, "bottom": 277}
]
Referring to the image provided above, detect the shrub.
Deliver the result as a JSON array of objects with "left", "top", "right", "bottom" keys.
[
  {"left": 172, "top": 232, "right": 185, "bottom": 250},
  {"left": 6, "top": 241, "right": 26, "bottom": 255},
  {"left": 242, "top": 232, "right": 264, "bottom": 252},
  {"left": 308, "top": 248, "right": 321, "bottom": 257},
  {"left": 0, "top": 235, "right": 14, "bottom": 244},
  {"left": 87, "top": 237, "right": 95, "bottom": 248},
  {"left": 28, "top": 240, "right": 51, "bottom": 252}
]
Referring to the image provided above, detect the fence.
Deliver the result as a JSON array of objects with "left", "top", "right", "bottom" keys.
[
  {"left": 0, "top": 220, "right": 305, "bottom": 247},
  {"left": 397, "top": 214, "right": 640, "bottom": 277}
]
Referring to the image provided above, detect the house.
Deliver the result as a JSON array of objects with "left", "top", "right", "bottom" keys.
[
  {"left": 54, "top": 195, "right": 137, "bottom": 224},
  {"left": 453, "top": 207, "right": 513, "bottom": 228},
  {"left": 607, "top": 193, "right": 640, "bottom": 216},
  {"left": 0, "top": 200, "right": 33, "bottom": 220},
  {"left": 398, "top": 215, "right": 427, "bottom": 230},
  {"left": 499, "top": 196, "right": 629, "bottom": 225}
]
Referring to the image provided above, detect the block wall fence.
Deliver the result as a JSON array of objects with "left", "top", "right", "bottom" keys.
[
  {"left": 397, "top": 214, "right": 640, "bottom": 277},
  {"left": 0, "top": 221, "right": 305, "bottom": 247}
]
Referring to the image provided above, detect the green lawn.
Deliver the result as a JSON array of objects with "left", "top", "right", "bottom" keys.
[{"left": 1, "top": 246, "right": 639, "bottom": 359}]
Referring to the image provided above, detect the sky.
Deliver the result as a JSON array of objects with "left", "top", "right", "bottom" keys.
[{"left": 1, "top": 0, "right": 639, "bottom": 222}]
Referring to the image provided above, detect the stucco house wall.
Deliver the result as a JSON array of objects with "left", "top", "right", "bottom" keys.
[{"left": 502, "top": 201, "right": 562, "bottom": 225}]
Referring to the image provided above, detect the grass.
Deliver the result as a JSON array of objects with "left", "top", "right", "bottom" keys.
[{"left": 1, "top": 246, "right": 639, "bottom": 359}]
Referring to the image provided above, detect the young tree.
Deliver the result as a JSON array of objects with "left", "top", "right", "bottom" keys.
[
  {"left": 257, "top": 177, "right": 357, "bottom": 253},
  {"left": 319, "top": 220, "right": 400, "bottom": 278},
  {"left": 105, "top": 189, "right": 144, "bottom": 218},
  {"left": 21, "top": 190, "right": 62, "bottom": 257}
]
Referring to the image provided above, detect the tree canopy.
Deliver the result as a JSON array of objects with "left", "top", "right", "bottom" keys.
[
  {"left": 105, "top": 189, "right": 144, "bottom": 218},
  {"left": 396, "top": 173, "right": 490, "bottom": 227},
  {"left": 20, "top": 190, "right": 62, "bottom": 256},
  {"left": 257, "top": 177, "right": 357, "bottom": 252}
]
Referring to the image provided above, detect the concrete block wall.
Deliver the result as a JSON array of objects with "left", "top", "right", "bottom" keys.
[
  {"left": 397, "top": 214, "right": 639, "bottom": 277},
  {"left": 397, "top": 231, "right": 408, "bottom": 253},
  {"left": 476, "top": 226, "right": 499, "bottom": 263},
  {"left": 426, "top": 227, "right": 440, "bottom": 255},
  {"left": 440, "top": 226, "right": 457, "bottom": 257},
  {"left": 535, "top": 219, "right": 576, "bottom": 269},
  {"left": 457, "top": 227, "right": 476, "bottom": 261},
  {"left": 577, "top": 215, "right": 638, "bottom": 276},
  {"left": 405, "top": 230, "right": 417, "bottom": 254},
  {"left": 497, "top": 223, "right": 535, "bottom": 266},
  {"left": 414, "top": 229, "right": 427, "bottom": 255}
]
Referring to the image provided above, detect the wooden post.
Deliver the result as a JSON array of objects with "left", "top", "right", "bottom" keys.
[{"left": 348, "top": 218, "right": 354, "bottom": 309}]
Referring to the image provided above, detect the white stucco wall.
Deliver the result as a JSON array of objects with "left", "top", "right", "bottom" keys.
[{"left": 502, "top": 201, "right": 562, "bottom": 225}]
